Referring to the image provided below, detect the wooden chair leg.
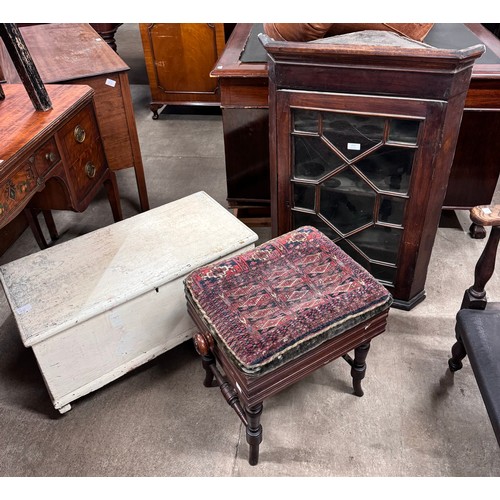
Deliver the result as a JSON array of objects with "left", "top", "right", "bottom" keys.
[
  {"left": 449, "top": 336, "right": 467, "bottom": 372},
  {"left": 245, "top": 403, "right": 263, "bottom": 466},
  {"left": 351, "top": 342, "right": 371, "bottom": 397}
]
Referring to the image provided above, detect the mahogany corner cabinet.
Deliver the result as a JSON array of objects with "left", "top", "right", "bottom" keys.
[{"left": 260, "top": 31, "right": 484, "bottom": 310}]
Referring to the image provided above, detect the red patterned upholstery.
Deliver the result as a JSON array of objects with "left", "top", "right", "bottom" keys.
[{"left": 185, "top": 226, "right": 392, "bottom": 376}]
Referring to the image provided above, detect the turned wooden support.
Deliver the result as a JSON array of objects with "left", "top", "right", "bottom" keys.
[
  {"left": 462, "top": 205, "right": 500, "bottom": 310},
  {"left": 0, "top": 23, "right": 52, "bottom": 111},
  {"left": 201, "top": 354, "right": 216, "bottom": 388},
  {"left": 352, "top": 343, "right": 370, "bottom": 397},
  {"left": 193, "top": 331, "right": 248, "bottom": 425},
  {"left": 209, "top": 364, "right": 248, "bottom": 426},
  {"left": 193, "top": 329, "right": 265, "bottom": 465},
  {"left": 343, "top": 342, "right": 370, "bottom": 397},
  {"left": 245, "top": 403, "right": 263, "bottom": 466},
  {"left": 193, "top": 332, "right": 216, "bottom": 387},
  {"left": 448, "top": 335, "right": 467, "bottom": 372}
]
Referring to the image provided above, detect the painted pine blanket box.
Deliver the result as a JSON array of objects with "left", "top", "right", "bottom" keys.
[{"left": 0, "top": 192, "right": 258, "bottom": 413}]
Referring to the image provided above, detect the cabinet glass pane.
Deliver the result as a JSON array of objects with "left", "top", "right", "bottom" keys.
[
  {"left": 292, "top": 211, "right": 338, "bottom": 240},
  {"left": 320, "top": 235, "right": 398, "bottom": 286},
  {"left": 349, "top": 226, "right": 402, "bottom": 264},
  {"left": 293, "top": 135, "right": 344, "bottom": 180},
  {"left": 289, "top": 107, "right": 420, "bottom": 292},
  {"left": 370, "top": 263, "right": 397, "bottom": 286},
  {"left": 378, "top": 196, "right": 407, "bottom": 226},
  {"left": 319, "top": 169, "right": 376, "bottom": 234},
  {"left": 293, "top": 109, "right": 319, "bottom": 133},
  {"left": 322, "top": 112, "right": 385, "bottom": 160},
  {"left": 388, "top": 118, "right": 420, "bottom": 144},
  {"left": 354, "top": 146, "right": 415, "bottom": 194},
  {"left": 293, "top": 183, "right": 316, "bottom": 210}
]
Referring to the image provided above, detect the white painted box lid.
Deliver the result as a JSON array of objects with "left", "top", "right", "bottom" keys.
[{"left": 0, "top": 192, "right": 258, "bottom": 347}]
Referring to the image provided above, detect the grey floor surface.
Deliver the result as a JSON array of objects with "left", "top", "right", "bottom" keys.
[{"left": 0, "top": 24, "right": 499, "bottom": 482}]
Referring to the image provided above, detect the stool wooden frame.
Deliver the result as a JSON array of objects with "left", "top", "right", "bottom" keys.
[{"left": 187, "top": 295, "right": 390, "bottom": 465}]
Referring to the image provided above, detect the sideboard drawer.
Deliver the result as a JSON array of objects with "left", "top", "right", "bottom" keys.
[
  {"left": 59, "top": 104, "right": 100, "bottom": 163},
  {"left": 33, "top": 137, "right": 60, "bottom": 177},
  {"left": 68, "top": 140, "right": 106, "bottom": 199},
  {"left": 0, "top": 160, "right": 38, "bottom": 225}
]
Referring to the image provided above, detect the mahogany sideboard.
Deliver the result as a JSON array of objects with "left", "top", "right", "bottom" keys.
[
  {"left": 0, "top": 23, "right": 149, "bottom": 212},
  {"left": 0, "top": 84, "right": 122, "bottom": 246},
  {"left": 212, "top": 23, "right": 500, "bottom": 231}
]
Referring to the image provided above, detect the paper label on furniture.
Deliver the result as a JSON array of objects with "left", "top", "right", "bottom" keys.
[
  {"left": 347, "top": 143, "right": 361, "bottom": 151},
  {"left": 15, "top": 304, "right": 32, "bottom": 315},
  {"left": 482, "top": 207, "right": 492, "bottom": 214},
  {"left": 105, "top": 78, "right": 116, "bottom": 88},
  {"left": 109, "top": 311, "right": 124, "bottom": 328}
]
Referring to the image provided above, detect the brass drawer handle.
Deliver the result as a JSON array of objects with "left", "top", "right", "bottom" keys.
[
  {"left": 45, "top": 151, "right": 57, "bottom": 163},
  {"left": 85, "top": 162, "right": 96, "bottom": 179},
  {"left": 74, "top": 125, "right": 86, "bottom": 143}
]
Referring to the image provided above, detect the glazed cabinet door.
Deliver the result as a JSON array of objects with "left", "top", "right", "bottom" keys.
[{"left": 272, "top": 90, "right": 446, "bottom": 307}]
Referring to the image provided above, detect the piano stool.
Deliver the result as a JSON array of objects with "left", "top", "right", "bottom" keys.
[{"left": 185, "top": 226, "right": 393, "bottom": 465}]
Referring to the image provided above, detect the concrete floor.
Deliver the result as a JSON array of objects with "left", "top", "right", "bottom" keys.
[{"left": 0, "top": 24, "right": 499, "bottom": 481}]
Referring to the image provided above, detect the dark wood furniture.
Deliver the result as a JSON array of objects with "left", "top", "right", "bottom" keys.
[
  {"left": 185, "top": 226, "right": 392, "bottom": 465},
  {"left": 211, "top": 24, "right": 269, "bottom": 220},
  {"left": 89, "top": 24, "right": 123, "bottom": 52},
  {"left": 0, "top": 23, "right": 149, "bottom": 212},
  {"left": 139, "top": 23, "right": 227, "bottom": 118},
  {"left": 449, "top": 204, "right": 500, "bottom": 446},
  {"left": 212, "top": 24, "right": 500, "bottom": 232},
  {"left": 0, "top": 84, "right": 122, "bottom": 247},
  {"left": 261, "top": 31, "right": 483, "bottom": 310}
]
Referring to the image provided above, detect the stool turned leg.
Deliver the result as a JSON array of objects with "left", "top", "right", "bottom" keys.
[
  {"left": 193, "top": 332, "right": 216, "bottom": 387},
  {"left": 201, "top": 354, "right": 216, "bottom": 388},
  {"left": 245, "top": 403, "right": 263, "bottom": 466},
  {"left": 449, "top": 337, "right": 467, "bottom": 372},
  {"left": 352, "top": 342, "right": 370, "bottom": 397}
]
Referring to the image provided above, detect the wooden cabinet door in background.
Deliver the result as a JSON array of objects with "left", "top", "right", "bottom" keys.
[{"left": 140, "top": 23, "right": 226, "bottom": 118}]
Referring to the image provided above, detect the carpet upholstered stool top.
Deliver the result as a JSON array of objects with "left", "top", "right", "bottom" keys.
[{"left": 184, "top": 226, "right": 393, "bottom": 465}]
